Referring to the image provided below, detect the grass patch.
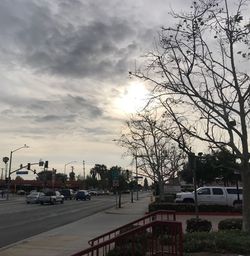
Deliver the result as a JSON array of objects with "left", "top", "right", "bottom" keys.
[{"left": 184, "top": 230, "right": 250, "bottom": 254}]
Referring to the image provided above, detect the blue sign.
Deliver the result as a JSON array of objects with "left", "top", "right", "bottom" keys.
[{"left": 16, "top": 171, "right": 28, "bottom": 175}]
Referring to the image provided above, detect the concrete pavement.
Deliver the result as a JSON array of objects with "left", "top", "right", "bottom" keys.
[{"left": 0, "top": 192, "right": 152, "bottom": 256}]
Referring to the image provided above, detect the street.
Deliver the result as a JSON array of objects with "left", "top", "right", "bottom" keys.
[{"left": 0, "top": 194, "right": 130, "bottom": 248}]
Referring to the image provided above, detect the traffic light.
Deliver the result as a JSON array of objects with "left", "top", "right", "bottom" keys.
[
  {"left": 27, "top": 163, "right": 31, "bottom": 170},
  {"left": 44, "top": 161, "right": 48, "bottom": 168},
  {"left": 188, "top": 153, "right": 196, "bottom": 170},
  {"left": 39, "top": 161, "right": 44, "bottom": 166}
]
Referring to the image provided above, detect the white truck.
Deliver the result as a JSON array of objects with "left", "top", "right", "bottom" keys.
[{"left": 175, "top": 186, "right": 242, "bottom": 207}]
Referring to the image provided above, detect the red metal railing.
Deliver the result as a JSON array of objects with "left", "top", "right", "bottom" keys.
[
  {"left": 88, "top": 210, "right": 176, "bottom": 246},
  {"left": 71, "top": 220, "right": 183, "bottom": 256}
]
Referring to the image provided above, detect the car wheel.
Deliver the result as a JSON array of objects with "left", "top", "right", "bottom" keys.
[
  {"left": 61, "top": 200, "right": 64, "bottom": 204},
  {"left": 40, "top": 202, "right": 44, "bottom": 205}
]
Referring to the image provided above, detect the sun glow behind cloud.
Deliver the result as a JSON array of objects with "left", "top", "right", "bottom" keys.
[{"left": 115, "top": 82, "right": 149, "bottom": 115}]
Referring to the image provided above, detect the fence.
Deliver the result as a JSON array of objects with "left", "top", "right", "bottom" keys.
[{"left": 88, "top": 210, "right": 176, "bottom": 247}]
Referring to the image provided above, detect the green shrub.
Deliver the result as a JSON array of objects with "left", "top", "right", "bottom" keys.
[
  {"left": 218, "top": 218, "right": 242, "bottom": 230},
  {"left": 184, "top": 231, "right": 250, "bottom": 254},
  {"left": 148, "top": 202, "right": 242, "bottom": 213},
  {"left": 113, "top": 232, "right": 150, "bottom": 256},
  {"left": 149, "top": 202, "right": 194, "bottom": 212},
  {"left": 155, "top": 194, "right": 176, "bottom": 203},
  {"left": 186, "top": 218, "right": 212, "bottom": 233},
  {"left": 106, "top": 244, "right": 144, "bottom": 256},
  {"left": 184, "top": 232, "right": 216, "bottom": 252}
]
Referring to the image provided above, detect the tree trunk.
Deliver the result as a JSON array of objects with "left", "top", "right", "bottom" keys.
[
  {"left": 118, "top": 192, "right": 122, "bottom": 208},
  {"left": 158, "top": 177, "right": 165, "bottom": 202},
  {"left": 242, "top": 168, "right": 250, "bottom": 231}
]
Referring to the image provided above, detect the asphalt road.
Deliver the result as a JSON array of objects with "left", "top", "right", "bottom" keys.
[{"left": 0, "top": 194, "right": 130, "bottom": 248}]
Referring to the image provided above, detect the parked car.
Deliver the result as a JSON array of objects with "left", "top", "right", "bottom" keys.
[
  {"left": 175, "top": 186, "right": 242, "bottom": 207},
  {"left": 40, "top": 190, "right": 64, "bottom": 205},
  {"left": 75, "top": 190, "right": 91, "bottom": 201},
  {"left": 26, "top": 192, "right": 44, "bottom": 204},
  {"left": 88, "top": 190, "right": 98, "bottom": 196},
  {"left": 17, "top": 190, "right": 26, "bottom": 195},
  {"left": 60, "top": 189, "right": 74, "bottom": 200}
]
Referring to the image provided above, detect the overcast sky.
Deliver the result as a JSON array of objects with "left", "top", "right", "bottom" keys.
[{"left": 0, "top": 0, "right": 189, "bottom": 179}]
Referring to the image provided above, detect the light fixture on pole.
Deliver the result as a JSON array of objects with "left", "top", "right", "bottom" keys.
[
  {"left": 7, "top": 144, "right": 29, "bottom": 200},
  {"left": 64, "top": 161, "right": 77, "bottom": 175}
]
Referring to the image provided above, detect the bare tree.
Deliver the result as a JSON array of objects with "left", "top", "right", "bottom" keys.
[
  {"left": 132, "top": 0, "right": 250, "bottom": 230},
  {"left": 118, "top": 110, "right": 185, "bottom": 201}
]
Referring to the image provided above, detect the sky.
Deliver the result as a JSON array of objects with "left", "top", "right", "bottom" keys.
[{"left": 0, "top": 0, "right": 190, "bottom": 179}]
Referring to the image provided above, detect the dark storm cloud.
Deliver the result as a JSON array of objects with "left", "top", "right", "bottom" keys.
[
  {"left": 24, "top": 20, "right": 137, "bottom": 78},
  {"left": 64, "top": 95, "right": 103, "bottom": 118},
  {"left": 0, "top": 93, "right": 104, "bottom": 127},
  {"left": 35, "top": 114, "right": 76, "bottom": 123},
  {"left": 84, "top": 127, "right": 110, "bottom": 136},
  {"left": 0, "top": 0, "right": 140, "bottom": 79}
]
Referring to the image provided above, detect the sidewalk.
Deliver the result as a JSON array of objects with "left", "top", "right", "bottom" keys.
[{"left": 0, "top": 193, "right": 152, "bottom": 256}]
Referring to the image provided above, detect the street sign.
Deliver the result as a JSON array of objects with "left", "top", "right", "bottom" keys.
[
  {"left": 113, "top": 179, "right": 119, "bottom": 187},
  {"left": 16, "top": 171, "right": 28, "bottom": 175}
]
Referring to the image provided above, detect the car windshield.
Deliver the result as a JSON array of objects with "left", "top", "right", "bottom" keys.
[{"left": 30, "top": 192, "right": 39, "bottom": 196}]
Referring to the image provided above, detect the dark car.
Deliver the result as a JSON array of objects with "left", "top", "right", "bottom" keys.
[
  {"left": 75, "top": 190, "right": 91, "bottom": 201},
  {"left": 17, "top": 190, "right": 26, "bottom": 195},
  {"left": 60, "top": 189, "right": 74, "bottom": 200}
]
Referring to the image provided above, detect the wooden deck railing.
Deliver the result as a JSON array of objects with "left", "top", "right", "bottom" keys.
[{"left": 88, "top": 210, "right": 176, "bottom": 246}]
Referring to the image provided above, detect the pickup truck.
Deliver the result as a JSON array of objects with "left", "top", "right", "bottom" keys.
[
  {"left": 40, "top": 190, "right": 64, "bottom": 205},
  {"left": 175, "top": 186, "right": 242, "bottom": 207}
]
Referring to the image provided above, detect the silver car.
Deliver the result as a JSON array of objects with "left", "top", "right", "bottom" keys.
[
  {"left": 39, "top": 190, "right": 64, "bottom": 205},
  {"left": 26, "top": 192, "right": 45, "bottom": 204}
]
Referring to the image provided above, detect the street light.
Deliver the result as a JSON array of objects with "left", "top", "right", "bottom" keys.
[
  {"left": 7, "top": 144, "right": 29, "bottom": 200},
  {"left": 64, "top": 161, "right": 77, "bottom": 175}
]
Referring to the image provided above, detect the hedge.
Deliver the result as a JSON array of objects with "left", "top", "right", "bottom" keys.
[
  {"left": 218, "top": 218, "right": 242, "bottom": 230},
  {"left": 148, "top": 202, "right": 242, "bottom": 213},
  {"left": 184, "top": 230, "right": 250, "bottom": 254}
]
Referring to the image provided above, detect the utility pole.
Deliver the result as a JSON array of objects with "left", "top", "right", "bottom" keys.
[
  {"left": 83, "top": 160, "right": 85, "bottom": 180},
  {"left": 135, "top": 155, "right": 139, "bottom": 200},
  {"left": 189, "top": 152, "right": 199, "bottom": 219}
]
